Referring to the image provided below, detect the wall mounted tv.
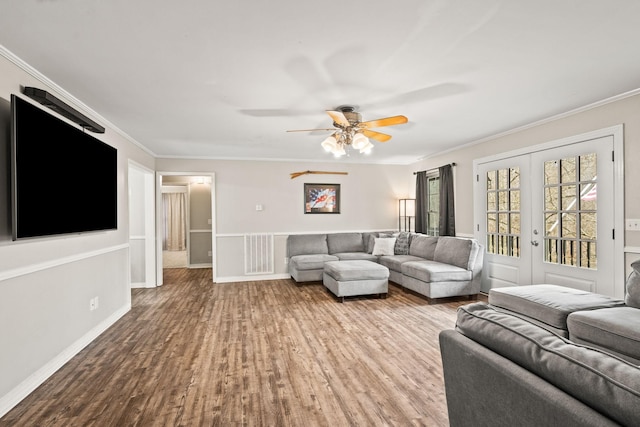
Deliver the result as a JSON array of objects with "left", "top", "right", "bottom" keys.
[{"left": 11, "top": 94, "right": 117, "bottom": 240}]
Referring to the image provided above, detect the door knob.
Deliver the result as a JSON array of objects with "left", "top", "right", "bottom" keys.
[{"left": 531, "top": 240, "right": 539, "bottom": 246}]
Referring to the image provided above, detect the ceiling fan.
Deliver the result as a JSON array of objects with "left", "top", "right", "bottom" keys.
[{"left": 286, "top": 105, "right": 408, "bottom": 156}]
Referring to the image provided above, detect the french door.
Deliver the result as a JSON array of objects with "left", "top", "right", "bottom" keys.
[{"left": 475, "top": 135, "right": 616, "bottom": 296}]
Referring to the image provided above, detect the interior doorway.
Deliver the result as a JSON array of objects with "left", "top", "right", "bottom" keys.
[{"left": 156, "top": 172, "right": 216, "bottom": 285}]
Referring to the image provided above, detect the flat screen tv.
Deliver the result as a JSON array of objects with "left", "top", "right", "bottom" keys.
[{"left": 11, "top": 94, "right": 117, "bottom": 240}]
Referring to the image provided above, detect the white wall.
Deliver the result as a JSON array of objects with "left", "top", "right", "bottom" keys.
[
  {"left": 156, "top": 158, "right": 413, "bottom": 280},
  {"left": 0, "top": 51, "right": 155, "bottom": 415}
]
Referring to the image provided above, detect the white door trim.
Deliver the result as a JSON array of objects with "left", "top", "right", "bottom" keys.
[{"left": 473, "top": 125, "right": 624, "bottom": 298}]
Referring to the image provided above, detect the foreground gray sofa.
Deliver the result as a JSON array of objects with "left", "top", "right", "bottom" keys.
[
  {"left": 287, "top": 231, "right": 484, "bottom": 301},
  {"left": 440, "top": 270, "right": 640, "bottom": 426}
]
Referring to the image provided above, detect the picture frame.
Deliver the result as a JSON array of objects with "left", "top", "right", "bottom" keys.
[{"left": 304, "top": 183, "right": 341, "bottom": 214}]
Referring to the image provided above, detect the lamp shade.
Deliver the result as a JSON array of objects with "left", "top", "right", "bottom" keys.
[
  {"left": 321, "top": 135, "right": 338, "bottom": 152},
  {"left": 359, "top": 141, "right": 374, "bottom": 154},
  {"left": 352, "top": 132, "right": 369, "bottom": 150}
]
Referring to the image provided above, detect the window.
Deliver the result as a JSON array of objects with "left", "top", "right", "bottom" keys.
[{"left": 426, "top": 173, "right": 440, "bottom": 236}]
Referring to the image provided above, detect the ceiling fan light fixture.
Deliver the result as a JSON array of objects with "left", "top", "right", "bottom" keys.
[
  {"left": 359, "top": 141, "right": 374, "bottom": 154},
  {"left": 321, "top": 135, "right": 337, "bottom": 152},
  {"left": 332, "top": 145, "right": 346, "bottom": 157},
  {"left": 352, "top": 132, "right": 369, "bottom": 150}
]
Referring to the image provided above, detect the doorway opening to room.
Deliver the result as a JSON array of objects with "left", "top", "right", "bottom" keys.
[{"left": 156, "top": 173, "right": 216, "bottom": 285}]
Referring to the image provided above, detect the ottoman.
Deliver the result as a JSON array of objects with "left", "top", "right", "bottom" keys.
[
  {"left": 489, "top": 284, "right": 625, "bottom": 337},
  {"left": 323, "top": 260, "right": 389, "bottom": 302}
]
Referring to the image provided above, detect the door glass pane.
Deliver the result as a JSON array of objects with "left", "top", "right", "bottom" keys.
[
  {"left": 498, "top": 191, "right": 508, "bottom": 211},
  {"left": 510, "top": 168, "right": 520, "bottom": 188},
  {"left": 581, "top": 241, "right": 597, "bottom": 269},
  {"left": 561, "top": 157, "right": 576, "bottom": 183},
  {"left": 545, "top": 187, "right": 558, "bottom": 210},
  {"left": 498, "top": 169, "right": 508, "bottom": 189},
  {"left": 545, "top": 213, "right": 558, "bottom": 237},
  {"left": 487, "top": 192, "right": 496, "bottom": 211},
  {"left": 579, "top": 153, "right": 597, "bottom": 181},
  {"left": 487, "top": 171, "right": 496, "bottom": 190},
  {"left": 544, "top": 160, "right": 558, "bottom": 185},
  {"left": 580, "top": 184, "right": 597, "bottom": 210},
  {"left": 581, "top": 212, "right": 596, "bottom": 239},
  {"left": 487, "top": 213, "right": 497, "bottom": 233},
  {"left": 562, "top": 213, "right": 577, "bottom": 238},
  {"left": 510, "top": 190, "right": 520, "bottom": 210},
  {"left": 561, "top": 185, "right": 577, "bottom": 210},
  {"left": 510, "top": 213, "right": 521, "bottom": 235},
  {"left": 561, "top": 240, "right": 577, "bottom": 266},
  {"left": 498, "top": 213, "right": 508, "bottom": 233}
]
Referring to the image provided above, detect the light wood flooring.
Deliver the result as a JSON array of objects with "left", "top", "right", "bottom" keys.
[{"left": 1, "top": 269, "right": 479, "bottom": 426}]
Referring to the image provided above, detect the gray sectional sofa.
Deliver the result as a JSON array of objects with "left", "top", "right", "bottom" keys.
[
  {"left": 439, "top": 267, "right": 640, "bottom": 426},
  {"left": 286, "top": 231, "right": 484, "bottom": 301}
]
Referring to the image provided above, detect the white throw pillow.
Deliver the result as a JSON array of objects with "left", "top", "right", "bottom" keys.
[{"left": 372, "top": 237, "right": 397, "bottom": 256}]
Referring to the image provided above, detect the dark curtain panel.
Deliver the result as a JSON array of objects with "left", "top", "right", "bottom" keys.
[
  {"left": 415, "top": 171, "right": 428, "bottom": 234},
  {"left": 439, "top": 164, "right": 456, "bottom": 236}
]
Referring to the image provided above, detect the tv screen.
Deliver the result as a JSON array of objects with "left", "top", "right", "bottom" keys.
[{"left": 11, "top": 94, "right": 117, "bottom": 240}]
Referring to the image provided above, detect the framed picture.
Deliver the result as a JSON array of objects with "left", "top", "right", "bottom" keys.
[{"left": 304, "top": 183, "right": 341, "bottom": 214}]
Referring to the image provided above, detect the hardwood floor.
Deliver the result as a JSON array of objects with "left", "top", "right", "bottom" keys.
[{"left": 1, "top": 269, "right": 478, "bottom": 426}]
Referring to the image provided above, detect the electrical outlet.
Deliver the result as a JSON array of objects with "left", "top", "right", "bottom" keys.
[
  {"left": 284, "top": 257, "right": 289, "bottom": 265},
  {"left": 89, "top": 298, "right": 96, "bottom": 311},
  {"left": 626, "top": 219, "right": 640, "bottom": 231},
  {"left": 208, "top": 251, "right": 212, "bottom": 257}
]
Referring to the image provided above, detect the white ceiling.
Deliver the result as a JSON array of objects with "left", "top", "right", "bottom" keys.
[{"left": 2, "top": 0, "right": 640, "bottom": 164}]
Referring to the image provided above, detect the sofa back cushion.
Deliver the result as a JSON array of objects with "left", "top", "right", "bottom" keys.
[
  {"left": 287, "top": 234, "right": 328, "bottom": 257},
  {"left": 625, "top": 259, "right": 640, "bottom": 308},
  {"left": 327, "top": 233, "right": 364, "bottom": 254},
  {"left": 409, "top": 235, "right": 439, "bottom": 259},
  {"left": 456, "top": 303, "right": 640, "bottom": 426},
  {"left": 434, "top": 237, "right": 476, "bottom": 270}
]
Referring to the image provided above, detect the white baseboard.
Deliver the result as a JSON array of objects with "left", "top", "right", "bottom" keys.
[
  {"left": 131, "top": 281, "right": 155, "bottom": 289},
  {"left": 0, "top": 304, "right": 131, "bottom": 418},
  {"left": 189, "top": 263, "right": 212, "bottom": 269},
  {"left": 215, "top": 273, "right": 290, "bottom": 283}
]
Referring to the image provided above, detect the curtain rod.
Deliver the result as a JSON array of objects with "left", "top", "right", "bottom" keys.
[{"left": 413, "top": 162, "right": 456, "bottom": 175}]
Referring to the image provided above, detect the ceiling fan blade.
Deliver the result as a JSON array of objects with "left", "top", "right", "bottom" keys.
[
  {"left": 362, "top": 129, "right": 392, "bottom": 143},
  {"left": 286, "top": 128, "right": 335, "bottom": 132},
  {"left": 360, "top": 115, "right": 408, "bottom": 128},
  {"left": 326, "top": 110, "right": 350, "bottom": 127}
]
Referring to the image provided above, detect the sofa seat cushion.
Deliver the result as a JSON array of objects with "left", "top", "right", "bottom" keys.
[
  {"left": 456, "top": 302, "right": 640, "bottom": 426},
  {"left": 489, "top": 285, "right": 625, "bottom": 332},
  {"left": 333, "top": 252, "right": 379, "bottom": 262},
  {"left": 290, "top": 254, "right": 339, "bottom": 271},
  {"left": 378, "top": 255, "right": 425, "bottom": 272},
  {"left": 401, "top": 260, "right": 472, "bottom": 283},
  {"left": 324, "top": 260, "right": 389, "bottom": 281},
  {"left": 568, "top": 307, "right": 640, "bottom": 363}
]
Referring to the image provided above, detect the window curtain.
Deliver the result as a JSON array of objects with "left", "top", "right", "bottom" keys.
[
  {"left": 438, "top": 164, "right": 456, "bottom": 236},
  {"left": 415, "top": 171, "right": 428, "bottom": 234},
  {"left": 163, "top": 192, "right": 187, "bottom": 251}
]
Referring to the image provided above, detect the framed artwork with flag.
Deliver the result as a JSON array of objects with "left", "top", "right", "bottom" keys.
[{"left": 304, "top": 183, "right": 341, "bottom": 214}]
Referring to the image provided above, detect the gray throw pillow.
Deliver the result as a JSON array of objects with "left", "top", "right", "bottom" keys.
[
  {"left": 394, "top": 232, "right": 410, "bottom": 255},
  {"left": 625, "top": 260, "right": 640, "bottom": 308}
]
